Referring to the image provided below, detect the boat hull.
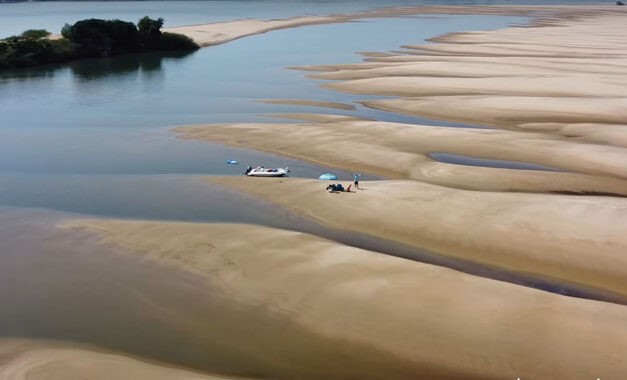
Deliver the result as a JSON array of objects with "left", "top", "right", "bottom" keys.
[{"left": 245, "top": 167, "right": 289, "bottom": 177}]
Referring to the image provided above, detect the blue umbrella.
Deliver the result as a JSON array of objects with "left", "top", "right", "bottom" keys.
[{"left": 318, "top": 173, "right": 337, "bottom": 180}]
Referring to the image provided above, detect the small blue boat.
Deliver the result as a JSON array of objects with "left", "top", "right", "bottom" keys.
[{"left": 226, "top": 159, "right": 239, "bottom": 165}]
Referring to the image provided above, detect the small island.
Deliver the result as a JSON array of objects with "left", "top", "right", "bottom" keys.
[{"left": 0, "top": 16, "right": 199, "bottom": 69}]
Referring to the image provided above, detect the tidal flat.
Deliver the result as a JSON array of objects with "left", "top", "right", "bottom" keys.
[{"left": 1, "top": 2, "right": 627, "bottom": 379}]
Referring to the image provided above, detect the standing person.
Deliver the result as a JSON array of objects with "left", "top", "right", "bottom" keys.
[{"left": 353, "top": 172, "right": 361, "bottom": 189}]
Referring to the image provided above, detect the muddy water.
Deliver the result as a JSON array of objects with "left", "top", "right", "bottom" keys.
[
  {"left": 0, "top": 208, "right": 478, "bottom": 379},
  {"left": 1, "top": 207, "right": 624, "bottom": 376}
]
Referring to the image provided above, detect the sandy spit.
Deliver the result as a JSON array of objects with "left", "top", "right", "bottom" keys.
[
  {"left": 302, "top": 11, "right": 627, "bottom": 140},
  {"left": 207, "top": 177, "right": 627, "bottom": 298},
  {"left": 62, "top": 219, "right": 627, "bottom": 380},
  {"left": 175, "top": 119, "right": 627, "bottom": 194},
  {"left": 0, "top": 339, "right": 242, "bottom": 380},
  {"left": 164, "top": 5, "right": 614, "bottom": 47}
]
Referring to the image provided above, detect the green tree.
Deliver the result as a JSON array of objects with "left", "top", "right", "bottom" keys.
[
  {"left": 1, "top": 16, "right": 197, "bottom": 70},
  {"left": 64, "top": 19, "right": 139, "bottom": 56},
  {"left": 138, "top": 16, "right": 164, "bottom": 48}
]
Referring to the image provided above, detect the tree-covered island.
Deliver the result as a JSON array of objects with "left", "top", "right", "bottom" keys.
[{"left": 0, "top": 16, "right": 199, "bottom": 69}]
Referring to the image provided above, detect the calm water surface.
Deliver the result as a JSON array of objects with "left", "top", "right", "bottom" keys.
[
  {"left": 0, "top": 0, "right": 598, "bottom": 38},
  {"left": 0, "top": 2, "right": 615, "bottom": 373},
  {"left": 0, "top": 10, "right": 523, "bottom": 218}
]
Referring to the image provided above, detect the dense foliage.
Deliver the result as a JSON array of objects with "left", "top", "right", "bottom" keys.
[
  {"left": 0, "top": 17, "right": 198, "bottom": 69},
  {"left": 0, "top": 29, "right": 76, "bottom": 68}
]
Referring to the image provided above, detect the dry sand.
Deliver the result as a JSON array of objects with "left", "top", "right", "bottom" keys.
[
  {"left": 165, "top": 16, "right": 348, "bottom": 47},
  {"left": 301, "top": 11, "right": 627, "bottom": 139},
  {"left": 0, "top": 339, "right": 238, "bottom": 380},
  {"left": 206, "top": 177, "right": 627, "bottom": 298},
  {"left": 174, "top": 9, "right": 627, "bottom": 298},
  {"left": 171, "top": 8, "right": 627, "bottom": 195},
  {"left": 62, "top": 219, "right": 627, "bottom": 380},
  {"left": 13, "top": 6, "right": 627, "bottom": 379},
  {"left": 165, "top": 5, "right": 612, "bottom": 47},
  {"left": 176, "top": 118, "right": 627, "bottom": 195}
]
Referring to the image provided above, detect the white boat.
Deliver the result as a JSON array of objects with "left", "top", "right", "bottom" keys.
[{"left": 244, "top": 166, "right": 289, "bottom": 177}]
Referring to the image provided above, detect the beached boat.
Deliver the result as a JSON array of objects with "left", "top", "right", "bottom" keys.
[{"left": 245, "top": 166, "right": 289, "bottom": 177}]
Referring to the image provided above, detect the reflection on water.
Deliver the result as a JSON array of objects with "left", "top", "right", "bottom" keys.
[
  {"left": 69, "top": 50, "right": 195, "bottom": 81},
  {"left": 0, "top": 15, "right": 523, "bottom": 129}
]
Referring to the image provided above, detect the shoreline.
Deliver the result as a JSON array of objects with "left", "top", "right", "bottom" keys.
[
  {"left": 59, "top": 217, "right": 627, "bottom": 379},
  {"left": 3, "top": 4, "right": 627, "bottom": 379},
  {"left": 206, "top": 177, "right": 627, "bottom": 298},
  {"left": 174, "top": 6, "right": 627, "bottom": 299},
  {"left": 165, "top": 5, "right": 619, "bottom": 47},
  {"left": 175, "top": 117, "right": 627, "bottom": 195}
]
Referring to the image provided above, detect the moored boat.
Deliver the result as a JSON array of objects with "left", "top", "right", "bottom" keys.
[{"left": 244, "top": 166, "right": 289, "bottom": 177}]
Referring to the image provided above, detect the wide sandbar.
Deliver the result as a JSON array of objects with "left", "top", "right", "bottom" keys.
[
  {"left": 64, "top": 219, "right": 627, "bottom": 379},
  {"left": 165, "top": 5, "right": 609, "bottom": 47},
  {"left": 207, "top": 177, "right": 627, "bottom": 298},
  {"left": 0, "top": 339, "right": 238, "bottom": 380},
  {"left": 175, "top": 119, "right": 627, "bottom": 195}
]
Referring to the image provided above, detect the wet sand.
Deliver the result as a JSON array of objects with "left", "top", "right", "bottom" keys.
[
  {"left": 60, "top": 217, "right": 627, "bottom": 379},
  {"left": 303, "top": 11, "right": 627, "bottom": 142},
  {"left": 256, "top": 99, "right": 355, "bottom": 110},
  {"left": 176, "top": 118, "right": 627, "bottom": 195},
  {"left": 174, "top": 8, "right": 627, "bottom": 301},
  {"left": 6, "top": 4, "right": 627, "bottom": 379},
  {"left": 0, "top": 339, "right": 237, "bottom": 380},
  {"left": 5, "top": 208, "right": 627, "bottom": 379},
  {"left": 206, "top": 177, "right": 627, "bottom": 298}
]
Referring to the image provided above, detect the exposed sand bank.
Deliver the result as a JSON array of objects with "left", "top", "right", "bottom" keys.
[
  {"left": 0, "top": 339, "right": 236, "bottom": 380},
  {"left": 62, "top": 218, "right": 627, "bottom": 379},
  {"left": 300, "top": 12, "right": 627, "bottom": 140},
  {"left": 256, "top": 98, "right": 355, "bottom": 110},
  {"left": 175, "top": 118, "right": 627, "bottom": 195},
  {"left": 171, "top": 8, "right": 627, "bottom": 195},
  {"left": 207, "top": 177, "right": 627, "bottom": 298},
  {"left": 165, "top": 5, "right": 616, "bottom": 47}
]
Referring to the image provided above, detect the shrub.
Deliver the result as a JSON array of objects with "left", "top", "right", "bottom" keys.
[
  {"left": 157, "top": 32, "right": 199, "bottom": 51},
  {"left": 21, "top": 29, "right": 51, "bottom": 40}
]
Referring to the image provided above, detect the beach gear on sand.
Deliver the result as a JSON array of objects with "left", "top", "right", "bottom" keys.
[{"left": 326, "top": 184, "right": 345, "bottom": 192}]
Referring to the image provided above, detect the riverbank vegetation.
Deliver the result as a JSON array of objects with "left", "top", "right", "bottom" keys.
[{"left": 0, "top": 16, "right": 199, "bottom": 69}]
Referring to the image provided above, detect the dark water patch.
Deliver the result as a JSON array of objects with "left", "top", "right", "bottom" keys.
[
  {"left": 551, "top": 190, "right": 627, "bottom": 198},
  {"left": 353, "top": 99, "right": 492, "bottom": 128},
  {"left": 429, "top": 152, "right": 567, "bottom": 172}
]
